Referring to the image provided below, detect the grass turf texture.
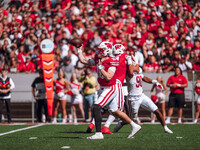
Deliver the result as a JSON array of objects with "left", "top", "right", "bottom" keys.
[{"left": 0, "top": 124, "right": 199, "bottom": 150}]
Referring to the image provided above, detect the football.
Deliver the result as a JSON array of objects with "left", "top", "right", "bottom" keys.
[{"left": 69, "top": 38, "right": 83, "bottom": 48}]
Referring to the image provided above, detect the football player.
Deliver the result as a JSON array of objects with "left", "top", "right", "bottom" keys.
[
  {"left": 100, "top": 44, "right": 139, "bottom": 134},
  {"left": 77, "top": 42, "right": 141, "bottom": 139},
  {"left": 113, "top": 67, "right": 173, "bottom": 134}
]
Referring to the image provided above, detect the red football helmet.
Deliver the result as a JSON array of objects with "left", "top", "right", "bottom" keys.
[
  {"left": 113, "top": 44, "right": 125, "bottom": 55},
  {"left": 151, "top": 95, "right": 158, "bottom": 104},
  {"left": 98, "top": 42, "right": 113, "bottom": 57}
]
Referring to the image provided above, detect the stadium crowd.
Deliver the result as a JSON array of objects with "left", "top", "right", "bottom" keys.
[{"left": 0, "top": 0, "right": 199, "bottom": 73}]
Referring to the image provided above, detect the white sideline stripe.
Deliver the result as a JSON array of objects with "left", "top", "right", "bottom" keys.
[{"left": 0, "top": 124, "right": 43, "bottom": 136}]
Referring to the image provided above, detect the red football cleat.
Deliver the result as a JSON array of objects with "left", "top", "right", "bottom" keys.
[
  {"left": 101, "top": 126, "right": 114, "bottom": 134},
  {"left": 86, "top": 123, "right": 95, "bottom": 133}
]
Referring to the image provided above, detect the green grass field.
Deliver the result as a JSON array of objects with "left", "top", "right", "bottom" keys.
[{"left": 0, "top": 124, "right": 200, "bottom": 150}]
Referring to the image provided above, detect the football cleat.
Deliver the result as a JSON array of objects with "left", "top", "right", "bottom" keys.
[
  {"left": 128, "top": 124, "right": 142, "bottom": 139},
  {"left": 101, "top": 126, "right": 114, "bottom": 134},
  {"left": 86, "top": 132, "right": 104, "bottom": 139},
  {"left": 86, "top": 123, "right": 95, "bottom": 133}
]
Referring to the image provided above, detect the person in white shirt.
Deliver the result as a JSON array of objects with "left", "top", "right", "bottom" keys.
[
  {"left": 178, "top": 58, "right": 192, "bottom": 71},
  {"left": 0, "top": 68, "right": 15, "bottom": 123},
  {"left": 132, "top": 46, "right": 144, "bottom": 67}
]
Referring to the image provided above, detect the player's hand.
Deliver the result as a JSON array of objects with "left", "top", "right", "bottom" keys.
[
  {"left": 77, "top": 45, "right": 83, "bottom": 53},
  {"left": 99, "top": 57, "right": 107, "bottom": 65}
]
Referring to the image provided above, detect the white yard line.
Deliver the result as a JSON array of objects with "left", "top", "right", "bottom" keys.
[{"left": 0, "top": 124, "right": 43, "bottom": 136}]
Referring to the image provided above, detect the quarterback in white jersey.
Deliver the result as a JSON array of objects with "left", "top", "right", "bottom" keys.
[{"left": 114, "top": 68, "right": 173, "bottom": 134}]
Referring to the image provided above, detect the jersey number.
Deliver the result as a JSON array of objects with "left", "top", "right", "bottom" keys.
[{"left": 136, "top": 76, "right": 142, "bottom": 88}]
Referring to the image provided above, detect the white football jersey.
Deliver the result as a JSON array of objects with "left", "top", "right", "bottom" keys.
[{"left": 127, "top": 72, "right": 144, "bottom": 96}]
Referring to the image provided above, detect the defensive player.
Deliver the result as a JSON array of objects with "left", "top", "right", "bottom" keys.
[
  {"left": 114, "top": 68, "right": 173, "bottom": 134},
  {"left": 78, "top": 42, "right": 141, "bottom": 139}
]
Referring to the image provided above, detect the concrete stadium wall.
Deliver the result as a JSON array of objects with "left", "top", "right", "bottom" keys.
[{"left": 8, "top": 72, "right": 195, "bottom": 103}]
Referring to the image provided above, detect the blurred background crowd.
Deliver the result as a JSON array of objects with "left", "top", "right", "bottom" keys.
[{"left": 0, "top": 0, "right": 199, "bottom": 74}]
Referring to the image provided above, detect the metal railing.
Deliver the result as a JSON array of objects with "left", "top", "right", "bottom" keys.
[{"left": 2, "top": 72, "right": 198, "bottom": 123}]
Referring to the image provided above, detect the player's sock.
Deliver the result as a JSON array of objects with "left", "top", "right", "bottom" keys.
[
  {"left": 164, "top": 125, "right": 173, "bottom": 134},
  {"left": 113, "top": 121, "right": 123, "bottom": 133},
  {"left": 130, "top": 121, "right": 138, "bottom": 128},
  {"left": 136, "top": 117, "right": 141, "bottom": 124},
  {"left": 91, "top": 118, "right": 95, "bottom": 124},
  {"left": 178, "top": 118, "right": 182, "bottom": 123},
  {"left": 93, "top": 104, "right": 102, "bottom": 132},
  {"left": 86, "top": 132, "right": 104, "bottom": 139},
  {"left": 113, "top": 120, "right": 129, "bottom": 133},
  {"left": 104, "top": 114, "right": 115, "bottom": 128}
]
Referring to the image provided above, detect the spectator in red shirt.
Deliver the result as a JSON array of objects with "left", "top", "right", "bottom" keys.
[
  {"left": 61, "top": 0, "right": 72, "bottom": 10},
  {"left": 167, "top": 27, "right": 178, "bottom": 49},
  {"left": 160, "top": 21, "right": 168, "bottom": 37},
  {"left": 17, "top": 45, "right": 27, "bottom": 64},
  {"left": 192, "top": 56, "right": 200, "bottom": 71},
  {"left": 185, "top": 36, "right": 194, "bottom": 51},
  {"left": 192, "top": 39, "right": 200, "bottom": 57},
  {"left": 23, "top": 55, "right": 35, "bottom": 73},
  {"left": 143, "top": 53, "right": 159, "bottom": 72},
  {"left": 120, "top": 0, "right": 135, "bottom": 17},
  {"left": 148, "top": 12, "right": 160, "bottom": 36},
  {"left": 182, "top": 0, "right": 191, "bottom": 12},
  {"left": 141, "top": 24, "right": 149, "bottom": 39},
  {"left": 185, "top": 12, "right": 195, "bottom": 29},
  {"left": 165, "top": 67, "right": 188, "bottom": 124},
  {"left": 164, "top": 11, "right": 176, "bottom": 32}
]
